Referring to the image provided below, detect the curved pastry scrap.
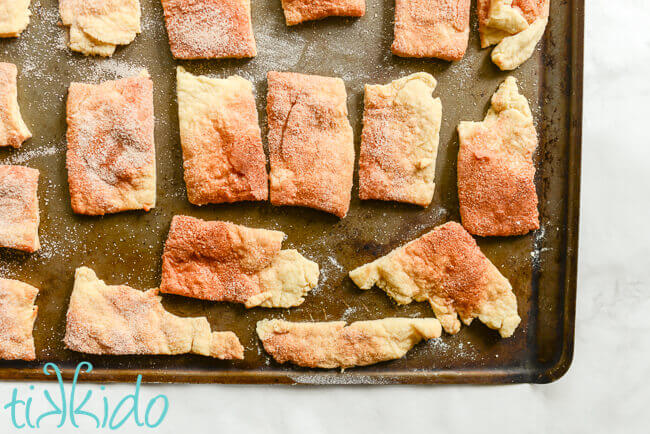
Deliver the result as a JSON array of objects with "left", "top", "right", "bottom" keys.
[
  {"left": 66, "top": 71, "right": 156, "bottom": 216},
  {"left": 349, "top": 221, "right": 520, "bottom": 338},
  {"left": 0, "top": 278, "right": 38, "bottom": 361},
  {"left": 161, "top": 0, "right": 257, "bottom": 59},
  {"left": 267, "top": 71, "right": 355, "bottom": 218},
  {"left": 457, "top": 77, "right": 539, "bottom": 237},
  {"left": 160, "top": 215, "right": 320, "bottom": 308},
  {"left": 0, "top": 165, "right": 39, "bottom": 253},
  {"left": 176, "top": 67, "right": 268, "bottom": 205},
  {"left": 59, "top": 0, "right": 141, "bottom": 57},
  {"left": 257, "top": 318, "right": 441, "bottom": 369},
  {"left": 478, "top": 0, "right": 550, "bottom": 70},
  {"left": 0, "top": 0, "right": 31, "bottom": 38},
  {"left": 392, "top": 0, "right": 471, "bottom": 61},
  {"left": 359, "top": 73, "right": 441, "bottom": 207},
  {"left": 280, "top": 0, "right": 365, "bottom": 26},
  {"left": 0, "top": 63, "right": 31, "bottom": 148},
  {"left": 64, "top": 267, "right": 244, "bottom": 359}
]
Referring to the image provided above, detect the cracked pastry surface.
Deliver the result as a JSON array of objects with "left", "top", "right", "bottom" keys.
[
  {"left": 0, "top": 165, "right": 39, "bottom": 253},
  {"left": 0, "top": 63, "right": 31, "bottom": 148},
  {"left": 66, "top": 71, "right": 156, "bottom": 216},
  {"left": 176, "top": 67, "right": 268, "bottom": 205},
  {"left": 257, "top": 317, "right": 441, "bottom": 369},
  {"left": 64, "top": 267, "right": 244, "bottom": 359},
  {"left": 0, "top": 0, "right": 31, "bottom": 38},
  {"left": 349, "top": 221, "right": 520, "bottom": 338},
  {"left": 161, "top": 0, "right": 257, "bottom": 59},
  {"left": 457, "top": 77, "right": 539, "bottom": 237},
  {"left": 0, "top": 278, "right": 38, "bottom": 361},
  {"left": 160, "top": 215, "right": 320, "bottom": 308},
  {"left": 267, "top": 71, "right": 355, "bottom": 218},
  {"left": 280, "top": 0, "right": 365, "bottom": 26},
  {"left": 59, "top": 0, "right": 141, "bottom": 57},
  {"left": 359, "top": 72, "right": 441, "bottom": 207},
  {"left": 392, "top": 0, "right": 471, "bottom": 61}
]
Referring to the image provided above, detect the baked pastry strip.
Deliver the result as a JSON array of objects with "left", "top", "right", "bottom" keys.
[
  {"left": 0, "top": 165, "right": 40, "bottom": 252},
  {"left": 267, "top": 71, "right": 355, "bottom": 218},
  {"left": 64, "top": 267, "right": 244, "bottom": 359},
  {"left": 359, "top": 72, "right": 441, "bottom": 206},
  {"left": 391, "top": 0, "right": 471, "bottom": 61},
  {"left": 0, "top": 63, "right": 31, "bottom": 148},
  {"left": 0, "top": 278, "right": 38, "bottom": 361},
  {"left": 257, "top": 318, "right": 441, "bottom": 369},
  {"left": 161, "top": 0, "right": 257, "bottom": 59},
  {"left": 0, "top": 0, "right": 31, "bottom": 38},
  {"left": 349, "top": 221, "right": 520, "bottom": 338},
  {"left": 160, "top": 215, "right": 319, "bottom": 307},
  {"left": 280, "top": 0, "right": 365, "bottom": 26},
  {"left": 66, "top": 71, "right": 156, "bottom": 215},
  {"left": 457, "top": 77, "right": 539, "bottom": 236}
]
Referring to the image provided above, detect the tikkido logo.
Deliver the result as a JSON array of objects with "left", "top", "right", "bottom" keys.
[{"left": 2, "top": 362, "right": 168, "bottom": 430}]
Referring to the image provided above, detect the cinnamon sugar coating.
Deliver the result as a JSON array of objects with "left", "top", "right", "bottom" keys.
[
  {"left": 0, "top": 278, "right": 38, "bottom": 361},
  {"left": 280, "top": 0, "right": 365, "bottom": 26},
  {"left": 0, "top": 62, "right": 31, "bottom": 148},
  {"left": 0, "top": 165, "right": 39, "bottom": 252}
]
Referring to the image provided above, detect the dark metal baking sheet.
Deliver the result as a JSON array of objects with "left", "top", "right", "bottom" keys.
[{"left": 0, "top": 0, "right": 582, "bottom": 384}]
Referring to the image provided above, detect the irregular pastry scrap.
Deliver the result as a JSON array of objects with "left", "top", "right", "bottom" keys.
[
  {"left": 280, "top": 0, "right": 365, "bottom": 26},
  {"left": 0, "top": 0, "right": 31, "bottom": 38},
  {"left": 64, "top": 267, "right": 244, "bottom": 359},
  {"left": 478, "top": 0, "right": 550, "bottom": 70},
  {"left": 66, "top": 71, "right": 156, "bottom": 216},
  {"left": 0, "top": 165, "right": 40, "bottom": 253},
  {"left": 392, "top": 0, "right": 471, "bottom": 61},
  {"left": 267, "top": 71, "right": 355, "bottom": 218},
  {"left": 0, "top": 278, "right": 38, "bottom": 361},
  {"left": 160, "top": 215, "right": 319, "bottom": 307},
  {"left": 349, "top": 222, "right": 520, "bottom": 338},
  {"left": 161, "top": 0, "right": 257, "bottom": 59},
  {"left": 176, "top": 67, "right": 268, "bottom": 205},
  {"left": 457, "top": 77, "right": 539, "bottom": 236},
  {"left": 0, "top": 63, "right": 31, "bottom": 148},
  {"left": 59, "top": 0, "right": 141, "bottom": 57},
  {"left": 359, "top": 73, "right": 441, "bottom": 207},
  {"left": 257, "top": 317, "right": 441, "bottom": 369}
]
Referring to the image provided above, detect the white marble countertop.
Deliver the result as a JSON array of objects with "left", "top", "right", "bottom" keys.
[{"left": 1, "top": 1, "right": 648, "bottom": 432}]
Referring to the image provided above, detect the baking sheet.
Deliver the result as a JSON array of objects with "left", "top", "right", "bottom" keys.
[{"left": 0, "top": 0, "right": 582, "bottom": 384}]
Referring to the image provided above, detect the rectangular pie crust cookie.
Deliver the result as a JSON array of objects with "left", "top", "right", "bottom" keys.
[
  {"left": 349, "top": 221, "right": 521, "bottom": 338},
  {"left": 176, "top": 67, "right": 268, "bottom": 205},
  {"left": 257, "top": 317, "right": 441, "bottom": 369},
  {"left": 266, "top": 71, "right": 355, "bottom": 218},
  {"left": 391, "top": 0, "right": 471, "bottom": 61},
  {"left": 64, "top": 267, "right": 244, "bottom": 359},
  {"left": 359, "top": 73, "right": 441, "bottom": 207},
  {"left": 280, "top": 0, "right": 366, "bottom": 26},
  {"left": 0, "top": 62, "right": 31, "bottom": 148},
  {"left": 66, "top": 71, "right": 156, "bottom": 216},
  {"left": 0, "top": 0, "right": 31, "bottom": 38},
  {"left": 161, "top": 0, "right": 257, "bottom": 59},
  {"left": 160, "top": 215, "right": 320, "bottom": 307},
  {"left": 0, "top": 165, "right": 40, "bottom": 252},
  {"left": 457, "top": 77, "right": 539, "bottom": 237},
  {"left": 0, "top": 278, "right": 38, "bottom": 361}
]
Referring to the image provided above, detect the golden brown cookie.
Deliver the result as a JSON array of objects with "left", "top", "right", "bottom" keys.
[
  {"left": 0, "top": 165, "right": 39, "bottom": 252},
  {"left": 0, "top": 0, "right": 31, "bottom": 38},
  {"left": 0, "top": 63, "right": 31, "bottom": 148},
  {"left": 0, "top": 278, "right": 38, "bottom": 361},
  {"left": 280, "top": 0, "right": 365, "bottom": 26}
]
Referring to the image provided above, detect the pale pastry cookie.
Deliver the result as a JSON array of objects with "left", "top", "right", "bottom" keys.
[
  {"left": 257, "top": 317, "right": 441, "bottom": 369},
  {"left": 161, "top": 0, "right": 257, "bottom": 59},
  {"left": 0, "top": 63, "right": 31, "bottom": 148},
  {"left": 160, "top": 215, "right": 319, "bottom": 308},
  {"left": 392, "top": 0, "right": 471, "bottom": 61},
  {"left": 457, "top": 77, "right": 539, "bottom": 236},
  {"left": 59, "top": 0, "right": 141, "bottom": 57},
  {"left": 359, "top": 73, "right": 441, "bottom": 207},
  {"left": 0, "top": 165, "right": 39, "bottom": 253},
  {"left": 267, "top": 71, "right": 355, "bottom": 218},
  {"left": 0, "top": 279, "right": 38, "bottom": 361},
  {"left": 0, "top": 0, "right": 31, "bottom": 38},
  {"left": 66, "top": 71, "right": 156, "bottom": 216},
  {"left": 64, "top": 267, "right": 244, "bottom": 359},
  {"left": 349, "top": 221, "right": 520, "bottom": 338},
  {"left": 478, "top": 0, "right": 550, "bottom": 70},
  {"left": 280, "top": 0, "right": 365, "bottom": 26},
  {"left": 176, "top": 67, "right": 268, "bottom": 205}
]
